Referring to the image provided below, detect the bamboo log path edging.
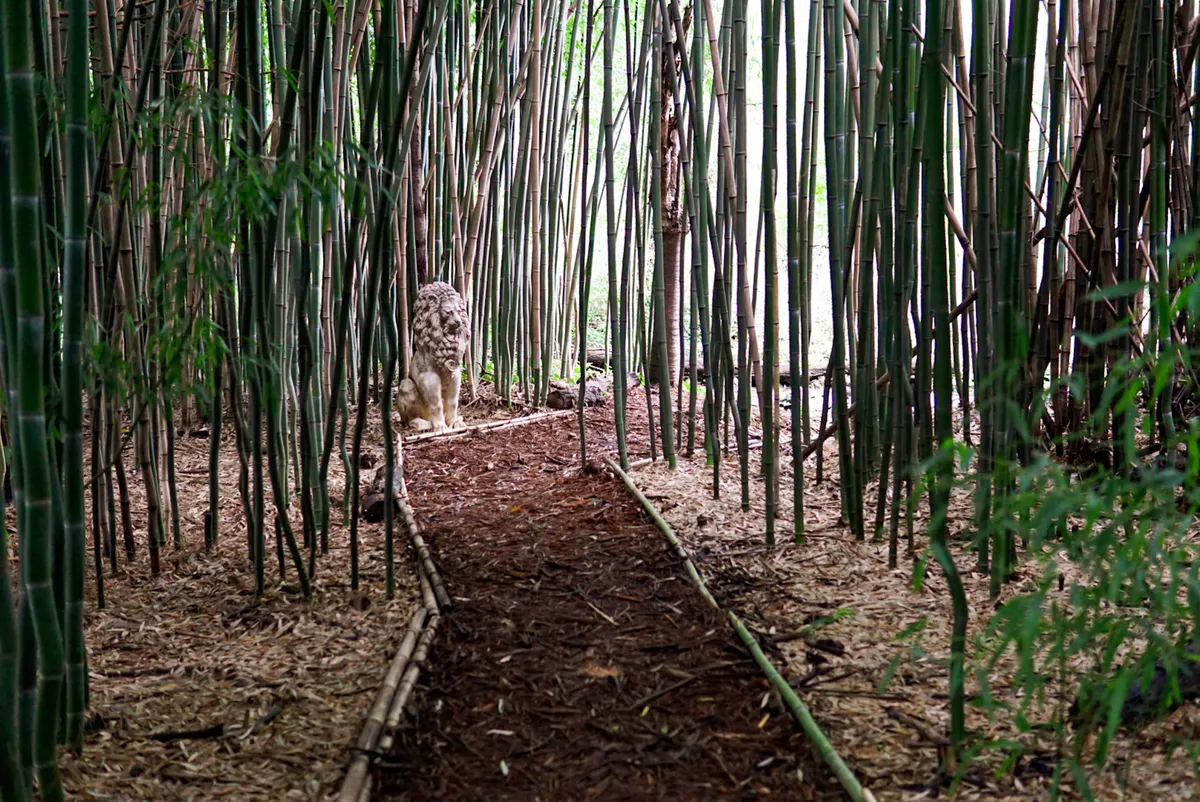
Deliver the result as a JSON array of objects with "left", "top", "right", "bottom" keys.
[
  {"left": 337, "top": 606, "right": 429, "bottom": 802},
  {"left": 397, "top": 494, "right": 452, "bottom": 610},
  {"left": 605, "top": 457, "right": 875, "bottom": 802},
  {"left": 337, "top": 458, "right": 451, "bottom": 802},
  {"left": 357, "top": 614, "right": 441, "bottom": 802}
]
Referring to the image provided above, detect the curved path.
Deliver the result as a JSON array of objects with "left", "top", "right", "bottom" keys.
[{"left": 380, "top": 410, "right": 828, "bottom": 800}]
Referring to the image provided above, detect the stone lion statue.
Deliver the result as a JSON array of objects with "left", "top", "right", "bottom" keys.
[{"left": 396, "top": 281, "right": 468, "bottom": 433}]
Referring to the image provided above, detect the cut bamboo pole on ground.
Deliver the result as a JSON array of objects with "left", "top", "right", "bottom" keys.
[
  {"left": 729, "top": 611, "right": 875, "bottom": 802},
  {"left": 403, "top": 408, "right": 578, "bottom": 445},
  {"left": 398, "top": 496, "right": 452, "bottom": 610},
  {"left": 358, "top": 614, "right": 441, "bottom": 802},
  {"left": 605, "top": 457, "right": 873, "bottom": 802},
  {"left": 337, "top": 606, "right": 429, "bottom": 802},
  {"left": 606, "top": 457, "right": 719, "bottom": 610}
]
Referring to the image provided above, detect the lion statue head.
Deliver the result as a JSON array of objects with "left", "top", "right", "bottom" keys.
[{"left": 411, "top": 280, "right": 468, "bottom": 374}]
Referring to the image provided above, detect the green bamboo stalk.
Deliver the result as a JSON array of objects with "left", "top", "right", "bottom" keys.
[
  {"left": 1149, "top": 0, "right": 1172, "bottom": 444},
  {"left": 604, "top": 0, "right": 628, "bottom": 470},
  {"left": 529, "top": 0, "right": 545, "bottom": 406},
  {"left": 578, "top": 0, "right": 595, "bottom": 464},
  {"left": 299, "top": 0, "right": 332, "bottom": 579},
  {"left": 733, "top": 0, "right": 751, "bottom": 512},
  {"left": 785, "top": 0, "right": 810, "bottom": 543},
  {"left": 853, "top": 0, "right": 879, "bottom": 504},
  {"left": 0, "top": 18, "right": 29, "bottom": 800},
  {"left": 761, "top": 0, "right": 779, "bottom": 545},
  {"left": 970, "top": 0, "right": 994, "bottom": 570},
  {"left": 991, "top": 0, "right": 1039, "bottom": 596},
  {"left": 919, "top": 0, "right": 968, "bottom": 759},
  {"left": 349, "top": 0, "right": 444, "bottom": 588},
  {"left": 690, "top": 0, "right": 717, "bottom": 478},
  {"left": 4, "top": 0, "right": 66, "bottom": 791},
  {"left": 61, "top": 0, "right": 89, "bottom": 753},
  {"left": 822, "top": 0, "right": 861, "bottom": 538}
]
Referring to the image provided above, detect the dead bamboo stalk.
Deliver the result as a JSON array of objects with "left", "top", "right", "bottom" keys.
[
  {"left": 360, "top": 614, "right": 442, "bottom": 802},
  {"left": 337, "top": 606, "right": 429, "bottom": 802},
  {"left": 403, "top": 408, "right": 577, "bottom": 445}
]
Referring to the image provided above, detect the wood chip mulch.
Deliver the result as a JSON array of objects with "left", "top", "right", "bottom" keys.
[{"left": 378, "top": 407, "right": 840, "bottom": 801}]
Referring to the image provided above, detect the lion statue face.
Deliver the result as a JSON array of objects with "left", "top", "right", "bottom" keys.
[{"left": 411, "top": 281, "right": 468, "bottom": 374}]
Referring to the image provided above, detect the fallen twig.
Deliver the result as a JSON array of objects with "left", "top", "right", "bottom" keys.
[
  {"left": 149, "top": 723, "right": 225, "bottom": 742},
  {"left": 630, "top": 675, "right": 697, "bottom": 710},
  {"left": 886, "top": 707, "right": 949, "bottom": 747}
]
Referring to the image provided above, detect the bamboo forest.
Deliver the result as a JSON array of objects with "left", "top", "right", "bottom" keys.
[{"left": 5, "top": 0, "right": 1200, "bottom": 795}]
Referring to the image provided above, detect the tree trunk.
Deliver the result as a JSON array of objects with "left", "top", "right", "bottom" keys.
[{"left": 651, "top": 14, "right": 689, "bottom": 386}]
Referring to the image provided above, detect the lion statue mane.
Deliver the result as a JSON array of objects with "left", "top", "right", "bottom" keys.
[{"left": 396, "top": 281, "right": 468, "bottom": 433}]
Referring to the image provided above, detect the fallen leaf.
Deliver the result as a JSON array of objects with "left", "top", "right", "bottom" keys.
[{"left": 579, "top": 663, "right": 620, "bottom": 678}]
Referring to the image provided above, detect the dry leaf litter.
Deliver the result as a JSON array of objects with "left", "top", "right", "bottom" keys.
[{"left": 4, "top": 393, "right": 522, "bottom": 800}]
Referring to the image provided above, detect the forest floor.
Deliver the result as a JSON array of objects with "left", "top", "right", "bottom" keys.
[
  {"left": 629, "top": 410, "right": 1200, "bottom": 801},
  {"left": 379, "top": 400, "right": 838, "bottom": 801},
  {"left": 3, "top": 388, "right": 525, "bottom": 800},
  {"left": 12, "top": 376, "right": 1200, "bottom": 800}
]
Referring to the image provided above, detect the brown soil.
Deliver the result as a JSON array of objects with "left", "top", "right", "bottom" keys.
[{"left": 379, "top": 407, "right": 837, "bottom": 801}]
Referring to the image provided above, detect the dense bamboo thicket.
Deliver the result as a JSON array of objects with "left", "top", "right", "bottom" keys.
[{"left": 4, "top": 0, "right": 1200, "bottom": 793}]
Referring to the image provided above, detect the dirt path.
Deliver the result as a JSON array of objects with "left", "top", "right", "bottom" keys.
[{"left": 380, "top": 410, "right": 833, "bottom": 801}]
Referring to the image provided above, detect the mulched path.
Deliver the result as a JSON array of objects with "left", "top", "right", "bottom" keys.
[{"left": 380, "top": 407, "right": 839, "bottom": 801}]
